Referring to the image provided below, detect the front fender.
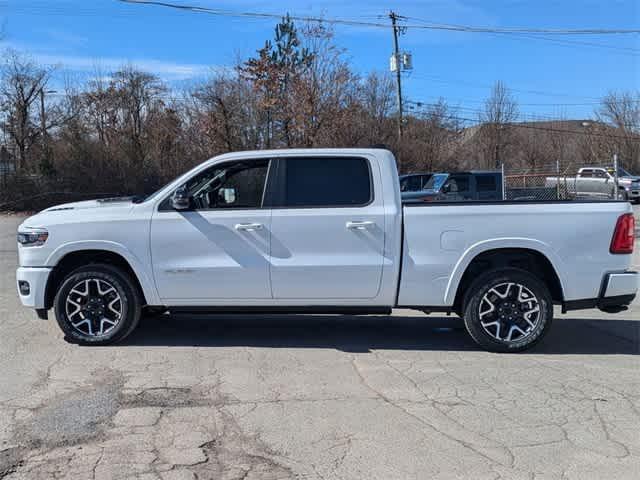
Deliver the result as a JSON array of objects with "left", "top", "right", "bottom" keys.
[
  {"left": 47, "top": 240, "right": 161, "bottom": 306},
  {"left": 443, "top": 237, "right": 567, "bottom": 305}
]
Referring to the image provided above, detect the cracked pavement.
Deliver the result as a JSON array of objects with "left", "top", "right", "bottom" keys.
[{"left": 1, "top": 213, "right": 639, "bottom": 480}]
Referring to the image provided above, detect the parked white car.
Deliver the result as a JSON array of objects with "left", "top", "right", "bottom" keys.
[{"left": 16, "top": 149, "right": 638, "bottom": 352}]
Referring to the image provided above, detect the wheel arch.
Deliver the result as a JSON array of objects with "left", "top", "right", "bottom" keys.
[
  {"left": 446, "top": 239, "right": 566, "bottom": 310},
  {"left": 44, "top": 245, "right": 159, "bottom": 309}
]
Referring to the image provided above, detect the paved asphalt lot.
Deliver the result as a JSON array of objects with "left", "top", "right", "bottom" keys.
[{"left": 1, "top": 212, "right": 639, "bottom": 480}]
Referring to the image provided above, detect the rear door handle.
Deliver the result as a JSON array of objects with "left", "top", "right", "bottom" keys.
[
  {"left": 235, "top": 223, "right": 263, "bottom": 231},
  {"left": 346, "top": 221, "right": 374, "bottom": 230}
]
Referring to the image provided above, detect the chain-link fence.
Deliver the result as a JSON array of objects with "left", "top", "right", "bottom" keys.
[{"left": 503, "top": 158, "right": 629, "bottom": 201}]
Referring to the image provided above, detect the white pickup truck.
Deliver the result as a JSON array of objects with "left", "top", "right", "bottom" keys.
[
  {"left": 16, "top": 148, "right": 638, "bottom": 352},
  {"left": 546, "top": 166, "right": 640, "bottom": 202}
]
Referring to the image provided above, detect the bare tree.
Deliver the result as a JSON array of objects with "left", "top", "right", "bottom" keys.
[
  {"left": 0, "top": 51, "right": 50, "bottom": 170},
  {"left": 291, "top": 22, "right": 360, "bottom": 147},
  {"left": 597, "top": 91, "right": 640, "bottom": 170},
  {"left": 479, "top": 81, "right": 519, "bottom": 168},
  {"left": 359, "top": 71, "right": 395, "bottom": 146},
  {"left": 399, "top": 99, "right": 461, "bottom": 173}
]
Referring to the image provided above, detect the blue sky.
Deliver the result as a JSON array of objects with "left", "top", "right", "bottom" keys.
[{"left": 2, "top": 0, "right": 639, "bottom": 120}]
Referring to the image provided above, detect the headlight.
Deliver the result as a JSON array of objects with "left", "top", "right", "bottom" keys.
[{"left": 17, "top": 228, "right": 49, "bottom": 247}]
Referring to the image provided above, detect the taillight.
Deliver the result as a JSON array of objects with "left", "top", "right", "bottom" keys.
[{"left": 610, "top": 213, "right": 635, "bottom": 254}]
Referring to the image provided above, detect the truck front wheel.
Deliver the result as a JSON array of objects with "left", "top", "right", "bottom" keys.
[
  {"left": 462, "top": 268, "right": 553, "bottom": 353},
  {"left": 53, "top": 264, "right": 142, "bottom": 345}
]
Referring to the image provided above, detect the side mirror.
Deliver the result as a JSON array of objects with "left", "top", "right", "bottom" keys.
[
  {"left": 217, "top": 187, "right": 237, "bottom": 206},
  {"left": 441, "top": 184, "right": 450, "bottom": 194},
  {"left": 171, "top": 186, "right": 191, "bottom": 210}
]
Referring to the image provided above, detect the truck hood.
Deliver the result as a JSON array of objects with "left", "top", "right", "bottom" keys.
[
  {"left": 401, "top": 188, "right": 439, "bottom": 197},
  {"left": 21, "top": 197, "right": 136, "bottom": 228},
  {"left": 619, "top": 176, "right": 640, "bottom": 183},
  {"left": 42, "top": 196, "right": 137, "bottom": 212}
]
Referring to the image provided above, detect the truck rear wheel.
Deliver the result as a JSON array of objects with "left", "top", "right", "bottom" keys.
[
  {"left": 53, "top": 264, "right": 142, "bottom": 345},
  {"left": 462, "top": 268, "right": 553, "bottom": 353}
]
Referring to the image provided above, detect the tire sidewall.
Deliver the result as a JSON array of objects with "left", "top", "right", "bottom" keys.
[
  {"left": 54, "top": 265, "right": 140, "bottom": 345},
  {"left": 463, "top": 268, "right": 553, "bottom": 353}
]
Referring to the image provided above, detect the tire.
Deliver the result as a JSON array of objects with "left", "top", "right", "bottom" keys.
[
  {"left": 53, "top": 264, "right": 142, "bottom": 345},
  {"left": 619, "top": 189, "right": 628, "bottom": 201},
  {"left": 462, "top": 268, "right": 553, "bottom": 353}
]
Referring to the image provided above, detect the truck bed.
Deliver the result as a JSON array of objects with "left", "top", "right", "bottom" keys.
[{"left": 398, "top": 200, "right": 633, "bottom": 307}]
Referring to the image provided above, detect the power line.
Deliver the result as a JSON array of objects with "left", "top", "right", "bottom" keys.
[
  {"left": 494, "top": 32, "right": 640, "bottom": 56},
  {"left": 405, "top": 109, "right": 640, "bottom": 142},
  {"left": 118, "top": 1, "right": 640, "bottom": 35},
  {"left": 405, "top": 100, "right": 574, "bottom": 122},
  {"left": 405, "top": 96, "right": 635, "bottom": 107},
  {"left": 407, "top": 73, "right": 603, "bottom": 101},
  {"left": 404, "top": 16, "right": 640, "bottom": 55}
]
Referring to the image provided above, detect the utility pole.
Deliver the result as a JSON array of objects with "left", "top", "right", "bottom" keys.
[{"left": 389, "top": 11, "right": 403, "bottom": 140}]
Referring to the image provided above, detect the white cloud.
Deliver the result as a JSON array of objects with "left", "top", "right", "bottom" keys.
[
  {"left": 32, "top": 52, "right": 215, "bottom": 79},
  {"left": 0, "top": 42, "right": 220, "bottom": 80}
]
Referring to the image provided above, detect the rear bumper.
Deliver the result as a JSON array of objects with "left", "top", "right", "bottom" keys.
[
  {"left": 563, "top": 271, "right": 637, "bottom": 312},
  {"left": 16, "top": 267, "right": 52, "bottom": 310}
]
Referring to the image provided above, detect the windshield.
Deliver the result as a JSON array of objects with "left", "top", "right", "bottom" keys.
[{"left": 423, "top": 174, "right": 449, "bottom": 191}]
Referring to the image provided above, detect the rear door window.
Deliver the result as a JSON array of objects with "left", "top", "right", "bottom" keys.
[{"left": 277, "top": 157, "right": 372, "bottom": 208}]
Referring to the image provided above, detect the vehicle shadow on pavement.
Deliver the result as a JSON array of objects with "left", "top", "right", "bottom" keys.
[{"left": 122, "top": 314, "right": 639, "bottom": 355}]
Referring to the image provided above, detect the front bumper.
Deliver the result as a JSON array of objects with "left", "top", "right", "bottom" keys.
[
  {"left": 16, "top": 267, "right": 52, "bottom": 309},
  {"left": 563, "top": 271, "right": 637, "bottom": 312}
]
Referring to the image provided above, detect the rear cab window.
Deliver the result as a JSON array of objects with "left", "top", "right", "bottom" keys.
[{"left": 476, "top": 174, "right": 498, "bottom": 192}]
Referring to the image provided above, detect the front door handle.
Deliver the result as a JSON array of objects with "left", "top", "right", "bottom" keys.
[
  {"left": 346, "top": 221, "right": 374, "bottom": 230},
  {"left": 235, "top": 223, "right": 263, "bottom": 231}
]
